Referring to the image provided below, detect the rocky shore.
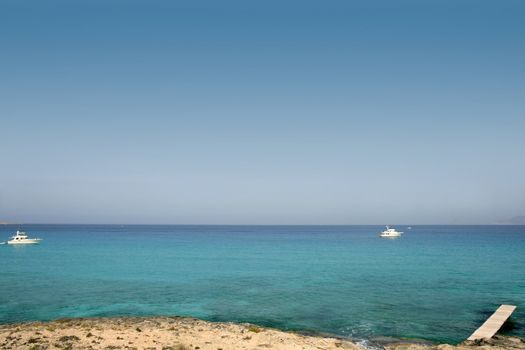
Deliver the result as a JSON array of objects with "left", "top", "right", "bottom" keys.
[
  {"left": 0, "top": 316, "right": 523, "bottom": 350},
  {"left": 384, "top": 335, "right": 525, "bottom": 350}
]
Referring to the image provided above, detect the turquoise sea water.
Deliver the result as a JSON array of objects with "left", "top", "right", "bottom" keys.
[{"left": 0, "top": 225, "right": 524, "bottom": 344}]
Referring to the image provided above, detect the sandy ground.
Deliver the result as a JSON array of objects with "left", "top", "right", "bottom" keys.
[
  {"left": 0, "top": 317, "right": 361, "bottom": 350},
  {"left": 0, "top": 316, "right": 523, "bottom": 350}
]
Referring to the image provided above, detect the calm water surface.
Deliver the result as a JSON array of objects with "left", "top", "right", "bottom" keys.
[{"left": 0, "top": 225, "right": 524, "bottom": 344}]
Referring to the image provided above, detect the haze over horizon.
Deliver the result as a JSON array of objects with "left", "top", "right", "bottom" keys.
[{"left": 1, "top": 0, "right": 524, "bottom": 225}]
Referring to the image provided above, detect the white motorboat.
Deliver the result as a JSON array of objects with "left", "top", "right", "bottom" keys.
[
  {"left": 379, "top": 225, "right": 403, "bottom": 238},
  {"left": 7, "top": 230, "right": 42, "bottom": 244}
]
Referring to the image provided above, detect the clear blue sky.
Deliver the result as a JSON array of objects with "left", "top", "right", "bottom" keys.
[{"left": 1, "top": 0, "right": 524, "bottom": 224}]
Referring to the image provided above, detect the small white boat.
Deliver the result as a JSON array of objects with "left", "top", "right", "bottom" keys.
[
  {"left": 7, "top": 230, "right": 42, "bottom": 244},
  {"left": 379, "top": 225, "right": 403, "bottom": 238}
]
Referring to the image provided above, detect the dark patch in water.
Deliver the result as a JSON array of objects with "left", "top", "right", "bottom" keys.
[{"left": 500, "top": 318, "right": 517, "bottom": 332}]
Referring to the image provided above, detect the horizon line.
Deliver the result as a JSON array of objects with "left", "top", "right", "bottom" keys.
[{"left": 1, "top": 223, "right": 524, "bottom": 226}]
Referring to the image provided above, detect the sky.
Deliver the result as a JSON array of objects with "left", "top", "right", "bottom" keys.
[{"left": 1, "top": 0, "right": 524, "bottom": 224}]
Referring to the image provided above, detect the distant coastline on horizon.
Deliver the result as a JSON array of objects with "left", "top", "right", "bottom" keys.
[{"left": 2, "top": 220, "right": 525, "bottom": 225}]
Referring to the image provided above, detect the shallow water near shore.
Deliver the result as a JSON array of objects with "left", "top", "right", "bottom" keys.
[{"left": 0, "top": 225, "right": 524, "bottom": 344}]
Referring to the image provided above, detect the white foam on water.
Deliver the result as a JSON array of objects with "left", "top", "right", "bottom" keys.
[{"left": 355, "top": 339, "right": 383, "bottom": 350}]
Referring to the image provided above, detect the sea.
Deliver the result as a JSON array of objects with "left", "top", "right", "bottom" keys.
[{"left": 0, "top": 225, "right": 524, "bottom": 345}]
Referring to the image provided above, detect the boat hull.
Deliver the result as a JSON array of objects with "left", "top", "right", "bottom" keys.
[
  {"left": 7, "top": 239, "right": 41, "bottom": 244},
  {"left": 379, "top": 233, "right": 402, "bottom": 238}
]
